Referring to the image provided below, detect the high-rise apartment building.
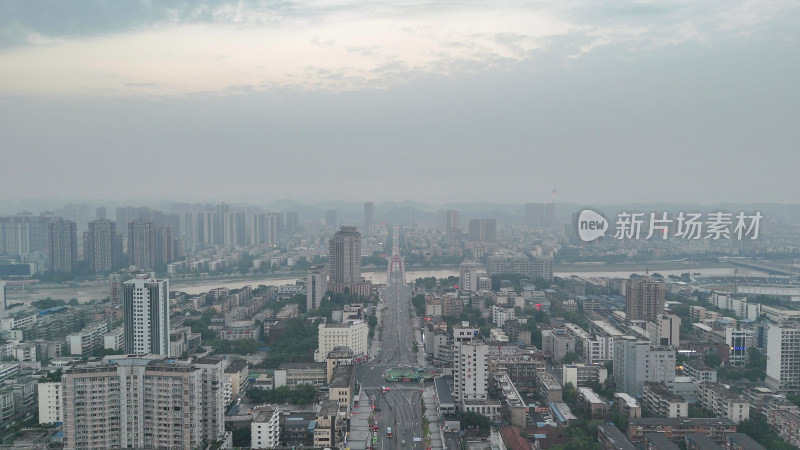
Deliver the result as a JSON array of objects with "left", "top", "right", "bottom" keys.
[
  {"left": 307, "top": 265, "right": 329, "bottom": 312},
  {"left": 325, "top": 210, "right": 337, "bottom": 227},
  {"left": 525, "top": 203, "right": 545, "bottom": 227},
  {"left": 128, "top": 220, "right": 174, "bottom": 270},
  {"left": 47, "top": 218, "right": 77, "bottom": 273},
  {"left": 452, "top": 324, "right": 488, "bottom": 407},
  {"left": 613, "top": 338, "right": 676, "bottom": 396},
  {"left": 128, "top": 220, "right": 152, "bottom": 270},
  {"left": 0, "top": 214, "right": 52, "bottom": 255},
  {"left": 286, "top": 212, "right": 300, "bottom": 235},
  {"left": 85, "top": 219, "right": 122, "bottom": 273},
  {"left": 468, "top": 218, "right": 497, "bottom": 242},
  {"left": 328, "top": 226, "right": 371, "bottom": 296},
  {"left": 363, "top": 202, "right": 374, "bottom": 236},
  {"left": 251, "top": 213, "right": 279, "bottom": 246},
  {"left": 122, "top": 274, "right": 170, "bottom": 356},
  {"left": 62, "top": 355, "right": 225, "bottom": 449},
  {"left": 766, "top": 321, "right": 800, "bottom": 392},
  {"left": 223, "top": 211, "right": 247, "bottom": 247},
  {"left": 625, "top": 276, "right": 665, "bottom": 323}
]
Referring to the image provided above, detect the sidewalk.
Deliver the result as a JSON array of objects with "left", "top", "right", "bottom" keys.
[{"left": 422, "top": 387, "right": 445, "bottom": 450}]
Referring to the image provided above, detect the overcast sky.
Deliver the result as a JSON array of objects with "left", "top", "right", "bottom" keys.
[{"left": 1, "top": 0, "right": 798, "bottom": 206}]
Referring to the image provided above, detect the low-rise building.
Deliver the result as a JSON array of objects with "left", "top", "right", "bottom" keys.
[
  {"left": 683, "top": 360, "right": 717, "bottom": 383},
  {"left": 561, "top": 363, "right": 607, "bottom": 388},
  {"left": 597, "top": 424, "right": 636, "bottom": 450},
  {"left": 698, "top": 382, "right": 750, "bottom": 423},
  {"left": 536, "top": 372, "right": 562, "bottom": 402},
  {"left": 765, "top": 409, "right": 800, "bottom": 449},
  {"left": 274, "top": 362, "right": 326, "bottom": 388},
  {"left": 578, "top": 387, "right": 607, "bottom": 419},
  {"left": 614, "top": 392, "right": 641, "bottom": 418},
  {"left": 495, "top": 374, "right": 527, "bottom": 427},
  {"left": 642, "top": 382, "right": 688, "bottom": 418},
  {"left": 627, "top": 417, "right": 736, "bottom": 444},
  {"left": 217, "top": 320, "right": 260, "bottom": 340}
]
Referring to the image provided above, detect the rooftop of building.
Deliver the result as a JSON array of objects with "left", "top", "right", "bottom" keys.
[
  {"left": 684, "top": 360, "right": 714, "bottom": 372},
  {"left": 725, "top": 432, "right": 767, "bottom": 450},
  {"left": 643, "top": 433, "right": 680, "bottom": 449},
  {"left": 578, "top": 387, "right": 604, "bottom": 405},
  {"left": 685, "top": 433, "right": 724, "bottom": 450},
  {"left": 253, "top": 408, "right": 277, "bottom": 423},
  {"left": 330, "top": 365, "right": 354, "bottom": 388},
  {"left": 434, "top": 376, "right": 455, "bottom": 406},
  {"left": 224, "top": 360, "right": 249, "bottom": 373},
  {"left": 614, "top": 392, "right": 640, "bottom": 408},
  {"left": 278, "top": 362, "right": 325, "bottom": 371},
  {"left": 644, "top": 382, "right": 686, "bottom": 402},
  {"left": 629, "top": 417, "right": 735, "bottom": 427},
  {"left": 598, "top": 425, "right": 636, "bottom": 450}
]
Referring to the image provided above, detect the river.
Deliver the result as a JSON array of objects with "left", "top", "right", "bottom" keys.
[{"left": 5, "top": 266, "right": 768, "bottom": 304}]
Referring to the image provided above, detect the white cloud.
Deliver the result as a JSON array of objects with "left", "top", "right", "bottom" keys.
[{"left": 0, "top": 0, "right": 794, "bottom": 97}]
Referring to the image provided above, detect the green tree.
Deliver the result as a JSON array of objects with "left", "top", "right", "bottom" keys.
[{"left": 458, "top": 411, "right": 491, "bottom": 430}]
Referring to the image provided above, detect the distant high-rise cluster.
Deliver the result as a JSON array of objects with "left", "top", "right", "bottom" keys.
[{"left": 525, "top": 202, "right": 555, "bottom": 228}]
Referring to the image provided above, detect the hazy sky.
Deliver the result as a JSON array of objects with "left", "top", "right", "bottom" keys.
[{"left": 1, "top": 0, "right": 798, "bottom": 205}]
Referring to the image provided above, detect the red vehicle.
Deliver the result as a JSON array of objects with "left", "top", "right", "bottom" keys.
[{"left": 373, "top": 422, "right": 379, "bottom": 432}]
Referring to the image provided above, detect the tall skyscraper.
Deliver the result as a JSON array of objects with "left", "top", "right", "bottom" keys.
[
  {"left": 286, "top": 212, "right": 300, "bottom": 235},
  {"left": 307, "top": 265, "right": 329, "bottom": 311},
  {"left": 467, "top": 218, "right": 497, "bottom": 242},
  {"left": 625, "top": 276, "right": 665, "bottom": 323},
  {"left": 150, "top": 225, "right": 174, "bottom": 267},
  {"left": 325, "top": 210, "right": 337, "bottom": 227},
  {"left": 446, "top": 209, "right": 461, "bottom": 248},
  {"left": 329, "top": 226, "right": 361, "bottom": 287},
  {"left": 250, "top": 213, "right": 279, "bottom": 246},
  {"left": 328, "top": 226, "right": 370, "bottom": 296},
  {"left": 544, "top": 202, "right": 555, "bottom": 228},
  {"left": 47, "top": 218, "right": 77, "bottom": 273},
  {"left": 446, "top": 209, "right": 459, "bottom": 230},
  {"left": 122, "top": 274, "right": 170, "bottom": 356},
  {"left": 128, "top": 220, "right": 152, "bottom": 270},
  {"left": 525, "top": 203, "right": 544, "bottom": 227},
  {"left": 364, "top": 202, "right": 374, "bottom": 236},
  {"left": 85, "top": 219, "right": 121, "bottom": 273}
]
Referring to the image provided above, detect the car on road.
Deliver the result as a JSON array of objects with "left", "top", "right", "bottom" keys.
[
  {"left": 386, "top": 427, "right": 392, "bottom": 438},
  {"left": 373, "top": 421, "right": 379, "bottom": 431},
  {"left": 381, "top": 386, "right": 390, "bottom": 392}
]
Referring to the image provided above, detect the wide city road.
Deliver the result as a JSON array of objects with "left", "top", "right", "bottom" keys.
[{"left": 354, "top": 273, "right": 425, "bottom": 450}]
